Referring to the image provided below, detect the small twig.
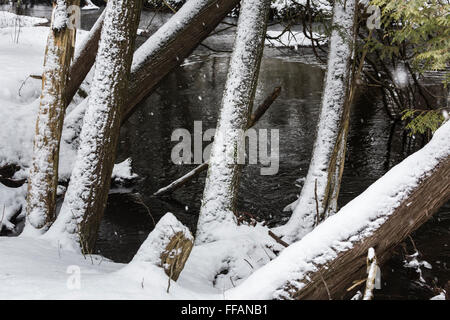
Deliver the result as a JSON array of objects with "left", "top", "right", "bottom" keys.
[{"left": 268, "top": 230, "right": 289, "bottom": 248}]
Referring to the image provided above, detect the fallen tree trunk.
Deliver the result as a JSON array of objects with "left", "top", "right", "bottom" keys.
[
  {"left": 64, "top": 0, "right": 240, "bottom": 134},
  {"left": 226, "top": 121, "right": 450, "bottom": 300},
  {"left": 153, "top": 86, "right": 281, "bottom": 197}
]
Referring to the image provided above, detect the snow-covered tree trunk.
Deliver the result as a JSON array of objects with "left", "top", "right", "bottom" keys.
[
  {"left": 227, "top": 121, "right": 450, "bottom": 300},
  {"left": 276, "top": 0, "right": 358, "bottom": 243},
  {"left": 195, "top": 0, "right": 270, "bottom": 244},
  {"left": 44, "top": 0, "right": 142, "bottom": 251},
  {"left": 25, "top": 0, "right": 79, "bottom": 233}
]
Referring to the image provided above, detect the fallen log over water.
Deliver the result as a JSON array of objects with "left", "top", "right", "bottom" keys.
[{"left": 226, "top": 121, "right": 450, "bottom": 300}]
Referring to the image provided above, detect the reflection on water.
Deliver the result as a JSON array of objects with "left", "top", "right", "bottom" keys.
[{"left": 3, "top": 3, "right": 448, "bottom": 299}]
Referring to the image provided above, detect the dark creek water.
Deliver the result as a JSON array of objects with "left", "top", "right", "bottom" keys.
[{"left": 6, "top": 4, "right": 450, "bottom": 299}]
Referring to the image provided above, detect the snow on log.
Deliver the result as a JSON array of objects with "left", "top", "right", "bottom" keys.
[
  {"left": 44, "top": 0, "right": 142, "bottom": 251},
  {"left": 276, "top": 0, "right": 357, "bottom": 243},
  {"left": 195, "top": 0, "right": 270, "bottom": 244},
  {"left": 132, "top": 213, "right": 194, "bottom": 281},
  {"left": 25, "top": 0, "right": 79, "bottom": 233},
  {"left": 226, "top": 120, "right": 450, "bottom": 300}
]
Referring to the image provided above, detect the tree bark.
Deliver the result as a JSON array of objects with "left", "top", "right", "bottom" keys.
[
  {"left": 25, "top": 0, "right": 79, "bottom": 233},
  {"left": 226, "top": 122, "right": 450, "bottom": 300},
  {"left": 45, "top": 0, "right": 142, "bottom": 251},
  {"left": 195, "top": 0, "right": 270, "bottom": 244},
  {"left": 276, "top": 0, "right": 358, "bottom": 243}
]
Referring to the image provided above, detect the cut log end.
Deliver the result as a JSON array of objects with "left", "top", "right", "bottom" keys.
[{"left": 161, "top": 231, "right": 194, "bottom": 281}]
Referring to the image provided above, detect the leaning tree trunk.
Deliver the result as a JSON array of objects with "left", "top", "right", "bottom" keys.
[
  {"left": 44, "top": 0, "right": 142, "bottom": 252},
  {"left": 227, "top": 120, "right": 450, "bottom": 300},
  {"left": 25, "top": 0, "right": 79, "bottom": 233},
  {"left": 63, "top": 0, "right": 241, "bottom": 141},
  {"left": 195, "top": 0, "right": 270, "bottom": 244},
  {"left": 276, "top": 0, "right": 358, "bottom": 243}
]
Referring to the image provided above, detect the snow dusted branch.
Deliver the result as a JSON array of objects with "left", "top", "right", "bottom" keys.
[
  {"left": 363, "top": 248, "right": 378, "bottom": 300},
  {"left": 44, "top": 0, "right": 142, "bottom": 251},
  {"left": 195, "top": 0, "right": 271, "bottom": 244},
  {"left": 276, "top": 0, "right": 358, "bottom": 243},
  {"left": 227, "top": 120, "right": 450, "bottom": 299}
]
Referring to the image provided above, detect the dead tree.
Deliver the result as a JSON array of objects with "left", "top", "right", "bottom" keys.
[
  {"left": 195, "top": 0, "right": 271, "bottom": 244},
  {"left": 25, "top": 0, "right": 79, "bottom": 233},
  {"left": 277, "top": 0, "right": 358, "bottom": 243},
  {"left": 45, "top": 0, "right": 142, "bottom": 251},
  {"left": 226, "top": 121, "right": 450, "bottom": 299}
]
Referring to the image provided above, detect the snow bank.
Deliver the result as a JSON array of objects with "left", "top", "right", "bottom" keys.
[
  {"left": 0, "top": 23, "right": 132, "bottom": 233},
  {"left": 226, "top": 120, "right": 450, "bottom": 299},
  {"left": 111, "top": 158, "right": 139, "bottom": 183}
]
